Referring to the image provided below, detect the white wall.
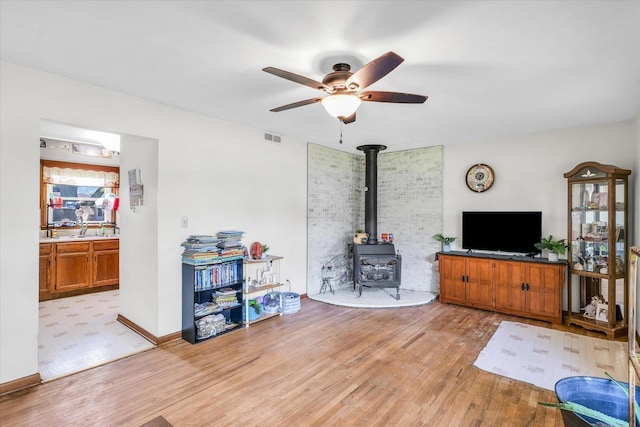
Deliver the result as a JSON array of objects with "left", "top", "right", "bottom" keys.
[
  {"left": 0, "top": 61, "right": 308, "bottom": 384},
  {"left": 443, "top": 122, "right": 636, "bottom": 244},
  {"left": 443, "top": 121, "right": 638, "bottom": 311},
  {"left": 39, "top": 137, "right": 120, "bottom": 168},
  {"left": 118, "top": 133, "right": 159, "bottom": 333}
]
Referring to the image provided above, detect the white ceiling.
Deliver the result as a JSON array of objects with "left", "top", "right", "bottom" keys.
[{"left": 1, "top": 1, "right": 639, "bottom": 153}]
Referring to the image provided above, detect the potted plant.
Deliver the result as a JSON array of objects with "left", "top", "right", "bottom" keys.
[
  {"left": 433, "top": 234, "right": 456, "bottom": 252},
  {"left": 535, "top": 235, "right": 567, "bottom": 262}
]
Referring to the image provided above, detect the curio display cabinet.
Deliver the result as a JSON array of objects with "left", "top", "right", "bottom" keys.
[{"left": 564, "top": 161, "right": 630, "bottom": 339}]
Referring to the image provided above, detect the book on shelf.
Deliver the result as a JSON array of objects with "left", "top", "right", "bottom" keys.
[
  {"left": 215, "top": 287, "right": 237, "bottom": 295},
  {"left": 214, "top": 295, "right": 238, "bottom": 303},
  {"left": 191, "top": 262, "right": 241, "bottom": 290}
]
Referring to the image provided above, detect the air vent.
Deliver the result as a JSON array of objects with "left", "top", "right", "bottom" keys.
[{"left": 264, "top": 132, "right": 281, "bottom": 143}]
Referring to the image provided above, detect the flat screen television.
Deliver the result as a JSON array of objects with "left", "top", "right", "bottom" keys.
[{"left": 462, "top": 211, "right": 542, "bottom": 254}]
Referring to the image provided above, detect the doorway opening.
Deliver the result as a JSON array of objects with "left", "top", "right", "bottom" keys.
[{"left": 38, "top": 119, "right": 158, "bottom": 381}]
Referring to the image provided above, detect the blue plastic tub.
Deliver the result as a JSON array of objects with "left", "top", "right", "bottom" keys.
[{"left": 555, "top": 376, "right": 640, "bottom": 426}]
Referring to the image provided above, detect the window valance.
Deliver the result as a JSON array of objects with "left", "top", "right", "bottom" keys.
[{"left": 42, "top": 166, "right": 119, "bottom": 187}]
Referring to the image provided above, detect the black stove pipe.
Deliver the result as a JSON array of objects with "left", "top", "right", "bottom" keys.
[{"left": 357, "top": 144, "right": 387, "bottom": 245}]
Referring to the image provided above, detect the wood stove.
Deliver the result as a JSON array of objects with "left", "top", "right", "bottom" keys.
[
  {"left": 352, "top": 242, "right": 402, "bottom": 299},
  {"left": 352, "top": 144, "right": 402, "bottom": 300}
]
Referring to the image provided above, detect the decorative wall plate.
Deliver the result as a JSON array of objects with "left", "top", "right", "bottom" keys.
[{"left": 466, "top": 163, "right": 494, "bottom": 192}]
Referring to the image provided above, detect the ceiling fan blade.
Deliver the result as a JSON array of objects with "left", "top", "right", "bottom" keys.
[
  {"left": 263, "top": 67, "right": 327, "bottom": 91},
  {"left": 345, "top": 51, "right": 404, "bottom": 91},
  {"left": 341, "top": 112, "right": 356, "bottom": 124},
  {"left": 269, "top": 97, "right": 324, "bottom": 112},
  {"left": 360, "top": 91, "right": 428, "bottom": 104}
]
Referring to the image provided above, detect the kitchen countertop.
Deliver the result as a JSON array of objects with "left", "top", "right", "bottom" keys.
[{"left": 40, "top": 235, "right": 120, "bottom": 243}]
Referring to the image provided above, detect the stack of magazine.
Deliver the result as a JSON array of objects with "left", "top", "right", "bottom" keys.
[
  {"left": 182, "top": 231, "right": 246, "bottom": 265},
  {"left": 181, "top": 235, "right": 221, "bottom": 265},
  {"left": 216, "top": 230, "right": 246, "bottom": 260}
]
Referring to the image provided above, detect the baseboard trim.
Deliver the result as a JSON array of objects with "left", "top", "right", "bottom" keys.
[
  {"left": 117, "top": 314, "right": 181, "bottom": 345},
  {"left": 157, "top": 331, "right": 182, "bottom": 345},
  {"left": 0, "top": 373, "right": 41, "bottom": 396},
  {"left": 118, "top": 294, "right": 309, "bottom": 346}
]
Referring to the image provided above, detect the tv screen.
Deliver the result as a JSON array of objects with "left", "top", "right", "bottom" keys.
[{"left": 462, "top": 211, "right": 542, "bottom": 254}]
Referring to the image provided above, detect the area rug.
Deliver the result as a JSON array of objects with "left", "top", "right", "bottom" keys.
[
  {"left": 309, "top": 287, "right": 438, "bottom": 308},
  {"left": 473, "top": 321, "right": 627, "bottom": 391}
]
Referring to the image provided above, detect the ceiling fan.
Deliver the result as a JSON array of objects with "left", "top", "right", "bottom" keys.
[{"left": 263, "top": 51, "right": 427, "bottom": 124}]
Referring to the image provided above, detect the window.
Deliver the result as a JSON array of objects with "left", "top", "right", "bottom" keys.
[{"left": 40, "top": 160, "right": 119, "bottom": 228}]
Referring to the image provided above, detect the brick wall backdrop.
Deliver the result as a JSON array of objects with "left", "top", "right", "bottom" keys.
[
  {"left": 307, "top": 144, "right": 443, "bottom": 295},
  {"left": 377, "top": 146, "right": 443, "bottom": 292},
  {"left": 307, "top": 144, "right": 362, "bottom": 295}
]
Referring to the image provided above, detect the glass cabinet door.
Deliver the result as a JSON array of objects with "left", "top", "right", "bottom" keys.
[{"left": 569, "top": 178, "right": 625, "bottom": 276}]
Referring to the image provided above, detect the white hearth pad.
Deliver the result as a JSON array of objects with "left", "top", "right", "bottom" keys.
[{"left": 309, "top": 286, "right": 437, "bottom": 308}]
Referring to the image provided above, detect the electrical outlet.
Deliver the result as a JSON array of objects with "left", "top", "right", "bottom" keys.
[{"left": 181, "top": 216, "right": 188, "bottom": 228}]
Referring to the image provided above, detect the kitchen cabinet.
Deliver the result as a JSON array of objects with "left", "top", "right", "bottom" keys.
[
  {"left": 93, "top": 239, "right": 119, "bottom": 287},
  {"left": 438, "top": 252, "right": 565, "bottom": 324},
  {"left": 55, "top": 241, "right": 91, "bottom": 292},
  {"left": 39, "top": 243, "right": 55, "bottom": 299},
  {"left": 39, "top": 238, "right": 119, "bottom": 300}
]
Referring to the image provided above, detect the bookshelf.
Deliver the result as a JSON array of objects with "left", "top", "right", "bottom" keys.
[{"left": 181, "top": 257, "right": 243, "bottom": 344}]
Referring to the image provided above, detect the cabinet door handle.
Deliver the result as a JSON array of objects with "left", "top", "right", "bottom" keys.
[
  {"left": 521, "top": 283, "right": 525, "bottom": 291},
  {"left": 525, "top": 283, "right": 530, "bottom": 291},
  {"left": 462, "top": 275, "right": 465, "bottom": 283}
]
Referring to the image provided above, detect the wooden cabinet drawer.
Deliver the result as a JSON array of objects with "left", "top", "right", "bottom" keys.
[
  {"left": 93, "top": 239, "right": 119, "bottom": 251},
  {"left": 56, "top": 242, "right": 91, "bottom": 253},
  {"left": 39, "top": 243, "right": 53, "bottom": 255}
]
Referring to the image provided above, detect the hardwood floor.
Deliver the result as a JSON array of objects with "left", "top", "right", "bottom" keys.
[{"left": 2, "top": 298, "right": 604, "bottom": 426}]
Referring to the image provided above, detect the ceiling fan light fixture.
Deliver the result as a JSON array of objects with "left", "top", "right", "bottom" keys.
[{"left": 321, "top": 94, "right": 362, "bottom": 119}]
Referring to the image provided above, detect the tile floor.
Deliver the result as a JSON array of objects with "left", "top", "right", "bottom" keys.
[{"left": 38, "top": 289, "right": 155, "bottom": 381}]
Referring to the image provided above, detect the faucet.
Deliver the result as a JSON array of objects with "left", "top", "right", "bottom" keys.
[{"left": 75, "top": 208, "right": 88, "bottom": 236}]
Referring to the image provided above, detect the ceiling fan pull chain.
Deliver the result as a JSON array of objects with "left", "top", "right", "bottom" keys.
[{"left": 339, "top": 121, "right": 343, "bottom": 144}]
